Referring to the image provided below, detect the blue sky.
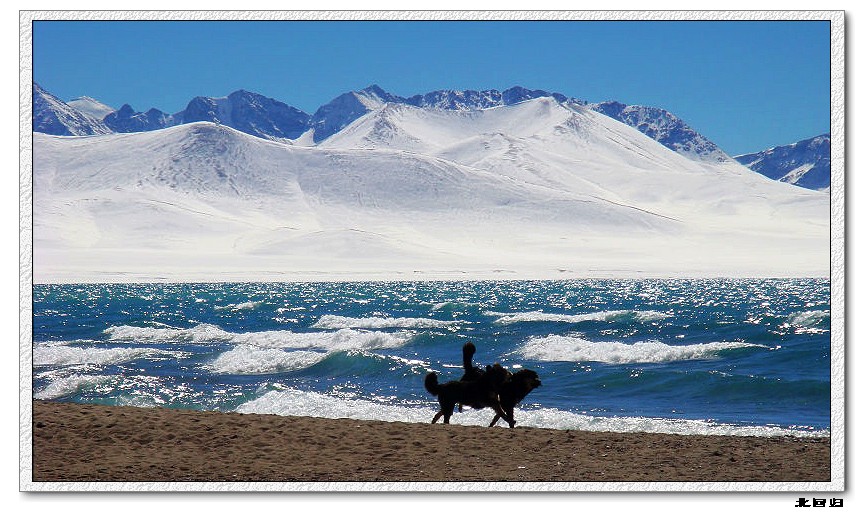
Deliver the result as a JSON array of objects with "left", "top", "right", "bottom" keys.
[{"left": 32, "top": 19, "right": 831, "bottom": 155}]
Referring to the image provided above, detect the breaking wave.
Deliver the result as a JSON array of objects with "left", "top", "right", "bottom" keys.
[
  {"left": 488, "top": 309, "right": 671, "bottom": 326},
  {"left": 33, "top": 344, "right": 184, "bottom": 367},
  {"left": 787, "top": 310, "right": 830, "bottom": 327},
  {"left": 104, "top": 324, "right": 413, "bottom": 351},
  {"left": 516, "top": 335, "right": 768, "bottom": 364},
  {"left": 208, "top": 346, "right": 329, "bottom": 375},
  {"left": 214, "top": 300, "right": 263, "bottom": 311},
  {"left": 782, "top": 310, "right": 830, "bottom": 334},
  {"left": 104, "top": 323, "right": 232, "bottom": 344},
  {"left": 312, "top": 314, "right": 460, "bottom": 330},
  {"left": 33, "top": 374, "right": 115, "bottom": 400}
]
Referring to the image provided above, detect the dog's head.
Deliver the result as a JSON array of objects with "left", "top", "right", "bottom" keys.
[{"left": 514, "top": 369, "right": 542, "bottom": 391}]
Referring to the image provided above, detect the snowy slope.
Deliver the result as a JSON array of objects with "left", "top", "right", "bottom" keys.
[
  {"left": 67, "top": 96, "right": 115, "bottom": 120},
  {"left": 321, "top": 98, "right": 823, "bottom": 224},
  {"left": 33, "top": 101, "right": 829, "bottom": 283}
]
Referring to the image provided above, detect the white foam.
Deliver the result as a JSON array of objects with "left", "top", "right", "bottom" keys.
[
  {"left": 235, "top": 388, "right": 827, "bottom": 438},
  {"left": 514, "top": 406, "right": 828, "bottom": 438},
  {"left": 230, "top": 328, "right": 413, "bottom": 351},
  {"left": 33, "top": 344, "right": 184, "bottom": 367},
  {"left": 236, "top": 388, "right": 430, "bottom": 423},
  {"left": 276, "top": 306, "right": 306, "bottom": 313},
  {"left": 104, "top": 323, "right": 233, "bottom": 343},
  {"left": 103, "top": 323, "right": 413, "bottom": 351},
  {"left": 208, "top": 346, "right": 328, "bottom": 375},
  {"left": 488, "top": 309, "right": 671, "bottom": 325},
  {"left": 215, "top": 300, "right": 263, "bottom": 311},
  {"left": 312, "top": 314, "right": 460, "bottom": 330},
  {"left": 785, "top": 310, "right": 830, "bottom": 328},
  {"left": 516, "top": 334, "right": 769, "bottom": 364},
  {"left": 33, "top": 374, "right": 114, "bottom": 400}
]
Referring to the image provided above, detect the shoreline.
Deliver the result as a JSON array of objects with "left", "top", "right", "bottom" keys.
[
  {"left": 29, "top": 401, "right": 830, "bottom": 484},
  {"left": 31, "top": 270, "right": 830, "bottom": 286}
]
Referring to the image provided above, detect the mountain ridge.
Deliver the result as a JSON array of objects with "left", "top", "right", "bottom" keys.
[
  {"left": 39, "top": 81, "right": 829, "bottom": 190},
  {"left": 588, "top": 101, "right": 729, "bottom": 163},
  {"left": 42, "top": 82, "right": 729, "bottom": 163}
]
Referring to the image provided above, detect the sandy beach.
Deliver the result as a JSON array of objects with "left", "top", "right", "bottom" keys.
[{"left": 29, "top": 400, "right": 830, "bottom": 483}]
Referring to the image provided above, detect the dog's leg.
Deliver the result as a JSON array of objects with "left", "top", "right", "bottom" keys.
[
  {"left": 503, "top": 406, "right": 516, "bottom": 428},
  {"left": 434, "top": 401, "right": 456, "bottom": 424},
  {"left": 488, "top": 414, "right": 500, "bottom": 427},
  {"left": 443, "top": 401, "right": 455, "bottom": 424},
  {"left": 491, "top": 403, "right": 516, "bottom": 428}
]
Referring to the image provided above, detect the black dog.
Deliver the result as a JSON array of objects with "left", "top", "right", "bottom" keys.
[
  {"left": 459, "top": 342, "right": 542, "bottom": 428},
  {"left": 487, "top": 368, "right": 542, "bottom": 428},
  {"left": 424, "top": 363, "right": 514, "bottom": 426}
]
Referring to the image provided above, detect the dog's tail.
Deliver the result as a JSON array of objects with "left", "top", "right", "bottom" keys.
[
  {"left": 462, "top": 342, "right": 477, "bottom": 372},
  {"left": 424, "top": 372, "right": 440, "bottom": 396}
]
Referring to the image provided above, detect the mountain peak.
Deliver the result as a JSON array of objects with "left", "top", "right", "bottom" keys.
[
  {"left": 403, "top": 85, "right": 572, "bottom": 112},
  {"left": 735, "top": 134, "right": 830, "bottom": 191},
  {"left": 66, "top": 96, "right": 117, "bottom": 121},
  {"left": 32, "top": 82, "right": 112, "bottom": 136},
  {"left": 589, "top": 100, "right": 729, "bottom": 163},
  {"left": 227, "top": 89, "right": 266, "bottom": 101},
  {"left": 360, "top": 84, "right": 389, "bottom": 97},
  {"left": 103, "top": 103, "right": 174, "bottom": 133}
]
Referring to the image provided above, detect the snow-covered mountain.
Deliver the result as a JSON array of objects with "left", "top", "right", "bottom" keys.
[
  {"left": 307, "top": 86, "right": 397, "bottom": 143},
  {"left": 735, "top": 134, "right": 830, "bottom": 191},
  {"left": 308, "top": 86, "right": 730, "bottom": 166},
  {"left": 32, "top": 83, "right": 736, "bottom": 165},
  {"left": 308, "top": 85, "right": 577, "bottom": 143},
  {"left": 33, "top": 97, "right": 828, "bottom": 283},
  {"left": 33, "top": 83, "right": 111, "bottom": 136}
]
